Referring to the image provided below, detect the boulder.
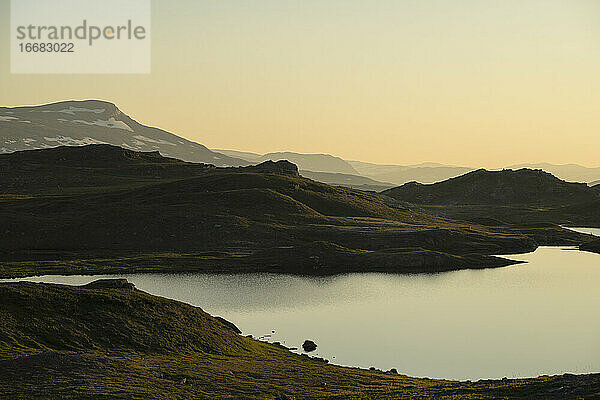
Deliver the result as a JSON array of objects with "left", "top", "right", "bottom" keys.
[{"left": 302, "top": 340, "right": 317, "bottom": 352}]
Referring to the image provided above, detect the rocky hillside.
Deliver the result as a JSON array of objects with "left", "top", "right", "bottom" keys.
[
  {"left": 0, "top": 100, "right": 248, "bottom": 166},
  {"left": 1, "top": 280, "right": 598, "bottom": 399},
  {"left": 383, "top": 168, "right": 598, "bottom": 206},
  {"left": 0, "top": 280, "right": 250, "bottom": 358}
]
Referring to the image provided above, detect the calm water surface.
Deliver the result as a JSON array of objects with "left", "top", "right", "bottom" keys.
[
  {"left": 3, "top": 245, "right": 600, "bottom": 380},
  {"left": 566, "top": 227, "right": 600, "bottom": 237}
]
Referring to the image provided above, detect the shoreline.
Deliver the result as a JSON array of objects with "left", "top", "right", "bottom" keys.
[{"left": 1, "top": 280, "right": 599, "bottom": 398}]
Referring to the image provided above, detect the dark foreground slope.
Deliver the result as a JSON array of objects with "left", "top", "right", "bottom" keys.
[
  {"left": 4, "top": 145, "right": 586, "bottom": 278},
  {"left": 580, "top": 238, "right": 600, "bottom": 254},
  {"left": 1, "top": 281, "right": 598, "bottom": 400}
]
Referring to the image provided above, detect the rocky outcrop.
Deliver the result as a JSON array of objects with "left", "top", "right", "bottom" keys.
[
  {"left": 244, "top": 160, "right": 299, "bottom": 177},
  {"left": 82, "top": 279, "right": 136, "bottom": 290}
]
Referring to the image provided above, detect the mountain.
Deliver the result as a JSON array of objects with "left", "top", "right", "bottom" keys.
[
  {"left": 214, "top": 149, "right": 263, "bottom": 163},
  {"left": 3, "top": 281, "right": 598, "bottom": 399},
  {"left": 259, "top": 152, "right": 358, "bottom": 174},
  {"left": 216, "top": 149, "right": 358, "bottom": 175},
  {"left": 383, "top": 168, "right": 599, "bottom": 206},
  {"left": 348, "top": 161, "right": 600, "bottom": 186},
  {"left": 381, "top": 168, "right": 600, "bottom": 228},
  {"left": 299, "top": 170, "right": 395, "bottom": 192},
  {"left": 3, "top": 145, "right": 576, "bottom": 279},
  {"left": 349, "top": 160, "right": 475, "bottom": 185},
  {"left": 508, "top": 162, "right": 600, "bottom": 183},
  {"left": 215, "top": 150, "right": 451, "bottom": 191},
  {"left": 216, "top": 149, "right": 391, "bottom": 190},
  {"left": 591, "top": 180, "right": 600, "bottom": 187},
  {"left": 0, "top": 100, "right": 249, "bottom": 167},
  {"left": 217, "top": 150, "right": 474, "bottom": 186}
]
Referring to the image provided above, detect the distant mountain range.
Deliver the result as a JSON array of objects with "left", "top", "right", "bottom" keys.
[
  {"left": 3, "top": 100, "right": 600, "bottom": 189},
  {"left": 0, "top": 100, "right": 248, "bottom": 167},
  {"left": 216, "top": 150, "right": 474, "bottom": 188},
  {"left": 348, "top": 160, "right": 475, "bottom": 186},
  {"left": 297, "top": 170, "right": 395, "bottom": 191},
  {"left": 215, "top": 149, "right": 359, "bottom": 174},
  {"left": 221, "top": 150, "right": 600, "bottom": 188},
  {"left": 215, "top": 149, "right": 399, "bottom": 190}
]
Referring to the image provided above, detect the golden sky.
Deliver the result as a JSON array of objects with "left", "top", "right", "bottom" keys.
[{"left": 1, "top": 0, "right": 599, "bottom": 168}]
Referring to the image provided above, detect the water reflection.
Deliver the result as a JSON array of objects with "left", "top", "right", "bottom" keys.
[{"left": 2, "top": 246, "right": 599, "bottom": 380}]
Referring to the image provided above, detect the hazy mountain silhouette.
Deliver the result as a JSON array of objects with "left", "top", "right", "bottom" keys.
[
  {"left": 216, "top": 149, "right": 388, "bottom": 188},
  {"left": 298, "top": 170, "right": 395, "bottom": 191},
  {"left": 260, "top": 152, "right": 358, "bottom": 174},
  {"left": 214, "top": 149, "right": 263, "bottom": 163},
  {"left": 0, "top": 100, "right": 249, "bottom": 167},
  {"left": 4, "top": 100, "right": 599, "bottom": 188},
  {"left": 508, "top": 163, "right": 600, "bottom": 183},
  {"left": 348, "top": 160, "right": 475, "bottom": 185},
  {"left": 217, "top": 149, "right": 358, "bottom": 174}
]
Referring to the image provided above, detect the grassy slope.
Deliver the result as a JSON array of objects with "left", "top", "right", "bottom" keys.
[
  {"left": 580, "top": 238, "right": 600, "bottom": 254},
  {"left": 382, "top": 169, "right": 600, "bottom": 234},
  {"left": 4, "top": 145, "right": 583, "bottom": 278},
  {"left": 382, "top": 168, "right": 597, "bottom": 206},
  {"left": 1, "top": 281, "right": 598, "bottom": 400}
]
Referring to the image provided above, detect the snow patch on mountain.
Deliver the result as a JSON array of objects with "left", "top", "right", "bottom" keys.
[
  {"left": 119, "top": 143, "right": 142, "bottom": 150},
  {"left": 44, "top": 136, "right": 108, "bottom": 146},
  {"left": 133, "top": 135, "right": 176, "bottom": 146},
  {"left": 0, "top": 116, "right": 19, "bottom": 122},
  {"left": 72, "top": 117, "right": 133, "bottom": 132},
  {"left": 39, "top": 106, "right": 106, "bottom": 115},
  {"left": 22, "top": 138, "right": 37, "bottom": 146}
]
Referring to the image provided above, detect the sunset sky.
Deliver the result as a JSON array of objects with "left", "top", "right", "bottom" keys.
[{"left": 1, "top": 0, "right": 599, "bottom": 168}]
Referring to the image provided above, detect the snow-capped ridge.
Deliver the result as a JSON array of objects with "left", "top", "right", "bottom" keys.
[{"left": 0, "top": 99, "right": 250, "bottom": 166}]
